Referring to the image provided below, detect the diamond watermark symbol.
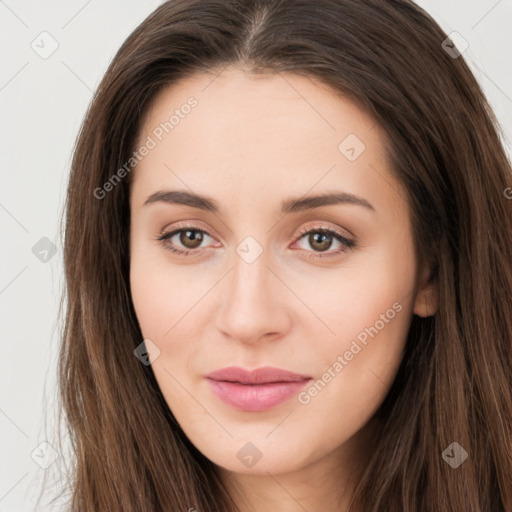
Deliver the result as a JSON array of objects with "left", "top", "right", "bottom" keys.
[
  {"left": 442, "top": 441, "right": 468, "bottom": 469},
  {"left": 32, "top": 237, "right": 58, "bottom": 263},
  {"left": 31, "top": 441, "right": 59, "bottom": 469},
  {"left": 338, "top": 134, "right": 366, "bottom": 162},
  {"left": 31, "top": 31, "right": 59, "bottom": 59},
  {"left": 134, "top": 338, "right": 161, "bottom": 366},
  {"left": 236, "top": 236, "right": 263, "bottom": 264},
  {"left": 442, "top": 32, "right": 469, "bottom": 59},
  {"left": 237, "top": 442, "right": 263, "bottom": 468}
]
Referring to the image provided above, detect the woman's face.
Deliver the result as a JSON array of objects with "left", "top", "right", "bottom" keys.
[{"left": 129, "top": 66, "right": 435, "bottom": 478}]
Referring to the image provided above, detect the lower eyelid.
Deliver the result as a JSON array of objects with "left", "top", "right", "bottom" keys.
[
  {"left": 293, "top": 231, "right": 354, "bottom": 254},
  {"left": 158, "top": 227, "right": 354, "bottom": 255},
  {"left": 160, "top": 229, "right": 214, "bottom": 249}
]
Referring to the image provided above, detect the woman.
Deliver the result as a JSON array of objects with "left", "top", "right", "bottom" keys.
[{"left": 55, "top": 0, "right": 512, "bottom": 510}]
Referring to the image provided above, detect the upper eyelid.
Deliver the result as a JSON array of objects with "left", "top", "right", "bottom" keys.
[
  {"left": 159, "top": 222, "right": 350, "bottom": 241},
  {"left": 159, "top": 223, "right": 353, "bottom": 250},
  {"left": 158, "top": 227, "right": 354, "bottom": 262}
]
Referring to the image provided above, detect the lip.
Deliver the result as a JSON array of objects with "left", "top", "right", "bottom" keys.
[{"left": 205, "top": 366, "right": 312, "bottom": 412}]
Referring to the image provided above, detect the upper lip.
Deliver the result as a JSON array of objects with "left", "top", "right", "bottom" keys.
[{"left": 206, "top": 366, "right": 312, "bottom": 384}]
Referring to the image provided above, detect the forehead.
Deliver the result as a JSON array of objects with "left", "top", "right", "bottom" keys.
[
  {"left": 130, "top": 66, "right": 405, "bottom": 219},
  {"left": 136, "top": 66, "right": 378, "bottom": 149}
]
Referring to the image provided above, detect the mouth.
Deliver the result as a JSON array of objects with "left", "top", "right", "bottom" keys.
[
  {"left": 205, "top": 366, "right": 312, "bottom": 411},
  {"left": 206, "top": 365, "right": 312, "bottom": 384}
]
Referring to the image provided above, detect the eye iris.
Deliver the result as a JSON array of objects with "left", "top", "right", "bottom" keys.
[
  {"left": 309, "top": 232, "right": 332, "bottom": 252},
  {"left": 180, "top": 229, "right": 203, "bottom": 249}
]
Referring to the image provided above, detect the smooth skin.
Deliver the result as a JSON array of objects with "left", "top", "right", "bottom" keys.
[{"left": 129, "top": 66, "right": 438, "bottom": 512}]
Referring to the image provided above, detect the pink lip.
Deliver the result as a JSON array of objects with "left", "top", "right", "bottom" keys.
[{"left": 205, "top": 366, "right": 312, "bottom": 412}]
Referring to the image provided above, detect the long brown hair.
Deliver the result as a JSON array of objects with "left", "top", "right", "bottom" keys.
[{"left": 51, "top": 0, "right": 512, "bottom": 510}]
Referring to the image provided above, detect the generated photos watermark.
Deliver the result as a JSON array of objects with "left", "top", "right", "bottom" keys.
[
  {"left": 94, "top": 96, "right": 198, "bottom": 200},
  {"left": 297, "top": 301, "right": 403, "bottom": 405}
]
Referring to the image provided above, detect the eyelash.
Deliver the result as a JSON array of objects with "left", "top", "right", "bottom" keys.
[{"left": 156, "top": 224, "right": 356, "bottom": 259}]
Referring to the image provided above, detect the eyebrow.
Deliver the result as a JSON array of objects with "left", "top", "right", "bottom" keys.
[{"left": 143, "top": 189, "right": 375, "bottom": 213}]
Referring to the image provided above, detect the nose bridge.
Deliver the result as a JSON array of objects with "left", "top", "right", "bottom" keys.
[
  {"left": 232, "top": 245, "right": 270, "bottom": 303},
  {"left": 215, "top": 239, "right": 289, "bottom": 343}
]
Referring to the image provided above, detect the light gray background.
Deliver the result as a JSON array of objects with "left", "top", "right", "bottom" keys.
[{"left": 1, "top": 1, "right": 511, "bottom": 510}]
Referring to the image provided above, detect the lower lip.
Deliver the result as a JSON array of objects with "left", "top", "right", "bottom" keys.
[{"left": 206, "top": 378, "right": 311, "bottom": 412}]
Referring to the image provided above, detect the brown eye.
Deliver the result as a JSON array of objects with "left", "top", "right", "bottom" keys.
[
  {"left": 293, "top": 226, "right": 356, "bottom": 258},
  {"left": 179, "top": 229, "right": 204, "bottom": 249},
  {"left": 307, "top": 232, "right": 333, "bottom": 252},
  {"left": 158, "top": 227, "right": 214, "bottom": 255}
]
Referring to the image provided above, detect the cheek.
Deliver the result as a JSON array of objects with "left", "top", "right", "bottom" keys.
[
  {"left": 129, "top": 235, "right": 206, "bottom": 340},
  {"left": 291, "top": 285, "right": 412, "bottom": 458},
  {"left": 129, "top": 243, "right": 217, "bottom": 396},
  {"left": 292, "top": 240, "right": 416, "bottom": 404},
  {"left": 294, "top": 248, "right": 415, "bottom": 428},
  {"left": 129, "top": 254, "right": 203, "bottom": 410},
  {"left": 286, "top": 239, "right": 416, "bottom": 352},
  {"left": 130, "top": 263, "right": 170, "bottom": 341},
  {"left": 299, "top": 278, "right": 411, "bottom": 406}
]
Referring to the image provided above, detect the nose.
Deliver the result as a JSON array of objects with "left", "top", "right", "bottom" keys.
[{"left": 214, "top": 248, "right": 292, "bottom": 345}]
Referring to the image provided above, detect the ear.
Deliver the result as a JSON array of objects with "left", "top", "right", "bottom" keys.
[{"left": 413, "top": 261, "right": 439, "bottom": 318}]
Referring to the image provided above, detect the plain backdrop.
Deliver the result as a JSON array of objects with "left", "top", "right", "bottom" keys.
[{"left": 1, "top": 1, "right": 511, "bottom": 510}]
